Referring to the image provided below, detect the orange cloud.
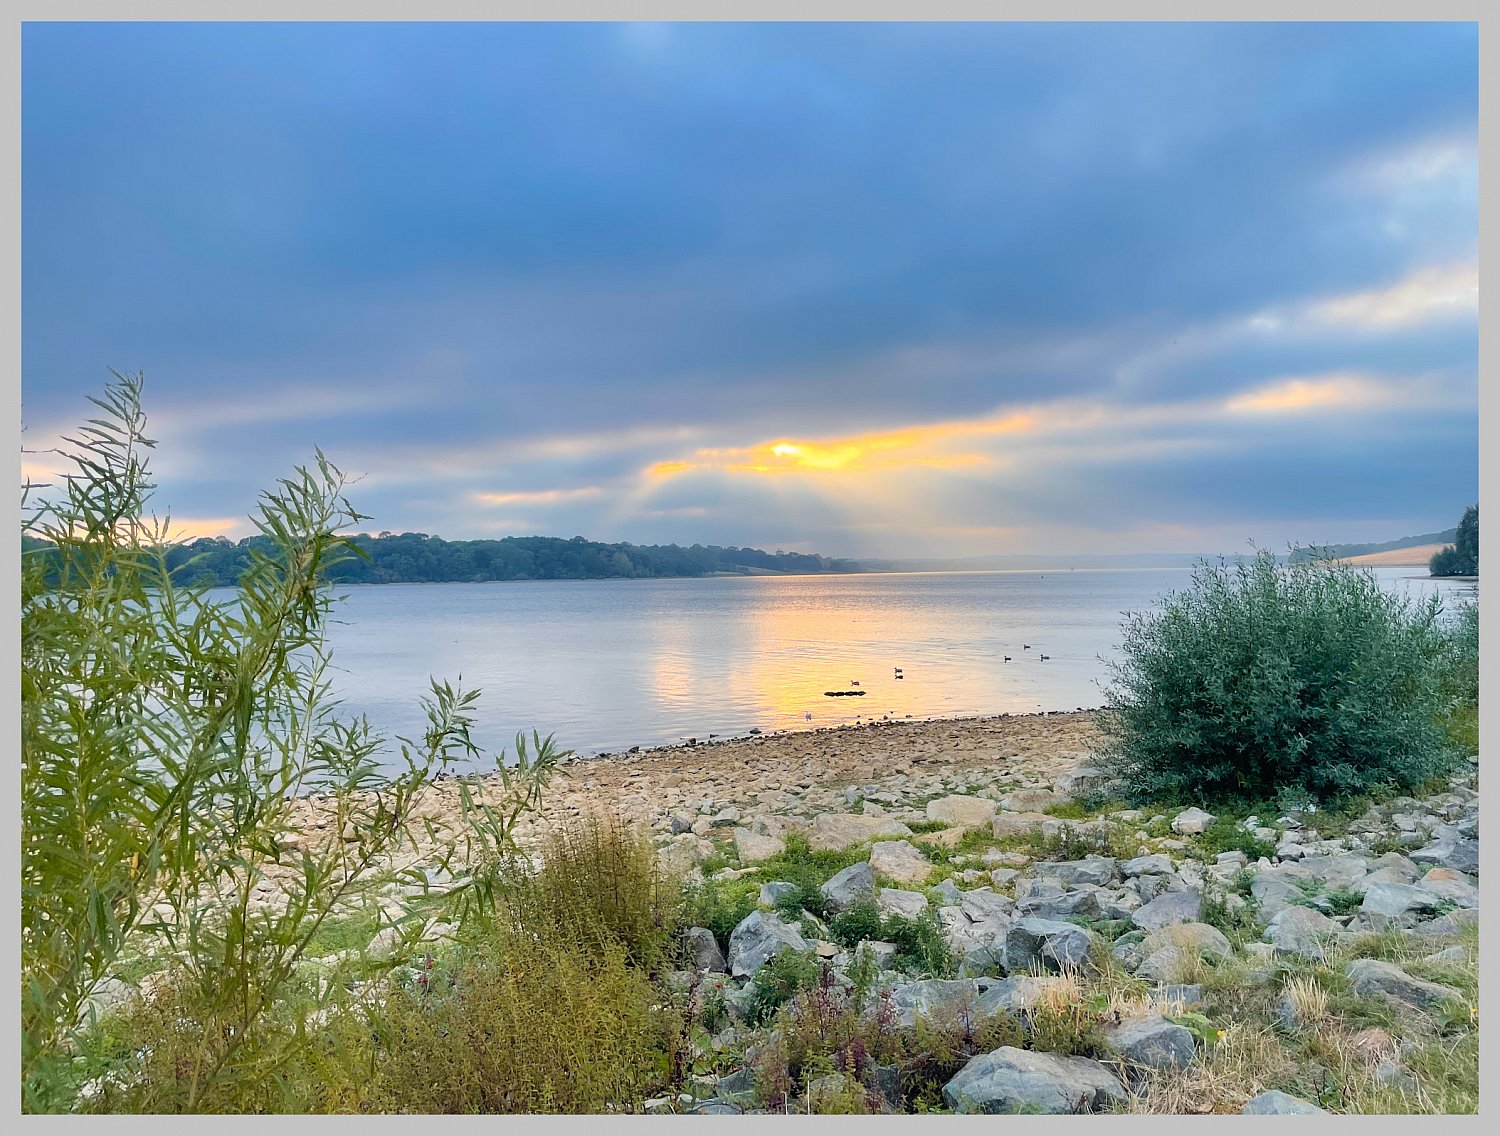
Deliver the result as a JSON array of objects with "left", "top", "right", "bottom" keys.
[
  {"left": 647, "top": 411, "right": 1035, "bottom": 480},
  {"left": 1225, "top": 374, "right": 1387, "bottom": 415},
  {"left": 471, "top": 486, "right": 606, "bottom": 507}
]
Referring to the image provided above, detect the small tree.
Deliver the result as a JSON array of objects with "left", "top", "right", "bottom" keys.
[
  {"left": 21, "top": 373, "right": 563, "bottom": 1112},
  {"left": 1096, "top": 548, "right": 1460, "bottom": 807},
  {"left": 1429, "top": 505, "right": 1478, "bottom": 576}
]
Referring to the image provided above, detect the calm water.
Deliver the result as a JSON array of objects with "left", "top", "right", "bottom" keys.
[{"left": 291, "top": 565, "right": 1473, "bottom": 771}]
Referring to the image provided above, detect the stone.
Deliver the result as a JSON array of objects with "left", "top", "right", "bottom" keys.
[
  {"left": 1131, "top": 889, "right": 1202, "bottom": 932},
  {"left": 1345, "top": 958, "right": 1463, "bottom": 1012},
  {"left": 1414, "top": 867, "right": 1478, "bottom": 908},
  {"left": 682, "top": 927, "right": 727, "bottom": 973},
  {"left": 992, "top": 812, "right": 1052, "bottom": 839},
  {"left": 1018, "top": 889, "right": 1105, "bottom": 921},
  {"left": 931, "top": 879, "right": 963, "bottom": 905},
  {"left": 1170, "top": 807, "right": 1215, "bottom": 835},
  {"left": 1147, "top": 984, "right": 1205, "bottom": 1009},
  {"left": 1101, "top": 1014, "right": 1197, "bottom": 1070},
  {"left": 1424, "top": 945, "right": 1466, "bottom": 964},
  {"left": 1249, "top": 864, "right": 1317, "bottom": 917},
  {"left": 1297, "top": 853, "right": 1369, "bottom": 889},
  {"left": 927, "top": 794, "right": 998, "bottom": 827},
  {"left": 1142, "top": 922, "right": 1231, "bottom": 962},
  {"left": 1054, "top": 766, "right": 1111, "bottom": 798},
  {"left": 1122, "top": 854, "right": 1174, "bottom": 877},
  {"left": 1241, "top": 1090, "right": 1327, "bottom": 1115},
  {"left": 1135, "top": 946, "right": 1189, "bottom": 984},
  {"left": 960, "top": 889, "right": 1016, "bottom": 923},
  {"left": 727, "top": 910, "right": 811, "bottom": 978},
  {"left": 876, "top": 887, "right": 929, "bottom": 919},
  {"left": 1264, "top": 906, "right": 1342, "bottom": 961},
  {"left": 1409, "top": 836, "right": 1479, "bottom": 875},
  {"left": 809, "top": 813, "right": 914, "bottom": 851},
  {"left": 888, "top": 978, "right": 980, "bottom": 1028},
  {"left": 1000, "top": 789, "right": 1059, "bottom": 813},
  {"left": 759, "top": 880, "right": 798, "bottom": 907},
  {"left": 819, "top": 862, "right": 876, "bottom": 914},
  {"left": 1360, "top": 882, "right": 1441, "bottom": 922},
  {"left": 856, "top": 940, "right": 899, "bottom": 969},
  {"left": 1042, "top": 856, "right": 1118, "bottom": 888},
  {"left": 1004, "top": 917, "right": 1094, "bottom": 973},
  {"left": 974, "top": 975, "right": 1069, "bottom": 1015},
  {"left": 733, "top": 827, "right": 785, "bottom": 863},
  {"left": 870, "top": 840, "right": 933, "bottom": 885},
  {"left": 942, "top": 1047, "right": 1127, "bottom": 1114}
]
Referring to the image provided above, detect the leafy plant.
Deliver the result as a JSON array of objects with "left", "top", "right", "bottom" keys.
[
  {"left": 1097, "top": 548, "right": 1461, "bottom": 806},
  {"left": 21, "top": 375, "right": 560, "bottom": 1112}
]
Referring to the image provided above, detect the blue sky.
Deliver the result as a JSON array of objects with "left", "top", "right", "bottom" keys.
[{"left": 22, "top": 21, "right": 1477, "bottom": 557}]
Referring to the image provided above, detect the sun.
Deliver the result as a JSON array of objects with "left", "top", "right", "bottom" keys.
[{"left": 770, "top": 443, "right": 803, "bottom": 457}]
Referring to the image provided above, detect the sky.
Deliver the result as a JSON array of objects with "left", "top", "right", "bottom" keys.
[{"left": 21, "top": 21, "right": 1478, "bottom": 560}]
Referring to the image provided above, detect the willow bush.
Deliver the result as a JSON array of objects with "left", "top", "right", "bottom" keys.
[
  {"left": 21, "top": 373, "right": 563, "bottom": 1112},
  {"left": 1097, "top": 548, "right": 1463, "bottom": 807}
]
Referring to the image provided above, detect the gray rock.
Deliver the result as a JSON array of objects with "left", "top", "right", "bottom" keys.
[
  {"left": 889, "top": 978, "right": 980, "bottom": 1028},
  {"left": 992, "top": 811, "right": 1053, "bottom": 839},
  {"left": 1424, "top": 945, "right": 1466, "bottom": 964},
  {"left": 1004, "top": 917, "right": 1094, "bottom": 973},
  {"left": 975, "top": 975, "right": 1069, "bottom": 1015},
  {"left": 1171, "top": 807, "right": 1215, "bottom": 835},
  {"left": 1101, "top": 1014, "right": 1196, "bottom": 1070},
  {"left": 928, "top": 794, "right": 998, "bottom": 827},
  {"left": 960, "top": 889, "right": 1017, "bottom": 923},
  {"left": 1122, "top": 854, "right": 1174, "bottom": 877},
  {"left": 820, "top": 861, "right": 876, "bottom": 914},
  {"left": 1018, "top": 888, "right": 1105, "bottom": 921},
  {"left": 943, "top": 1046, "right": 1127, "bottom": 1113},
  {"left": 877, "top": 887, "right": 929, "bottom": 920},
  {"left": 1143, "top": 921, "right": 1231, "bottom": 961},
  {"left": 870, "top": 840, "right": 933, "bottom": 885},
  {"left": 1147, "top": 983, "right": 1205, "bottom": 1009},
  {"left": 1365, "top": 852, "right": 1421, "bottom": 881},
  {"left": 1360, "top": 882, "right": 1440, "bottom": 922},
  {"left": 809, "top": 813, "right": 914, "bottom": 851},
  {"left": 682, "top": 927, "right": 728, "bottom": 973},
  {"left": 856, "top": 939, "right": 899, "bottom": 969},
  {"left": 714, "top": 1067, "right": 756, "bottom": 1100},
  {"left": 1414, "top": 867, "right": 1478, "bottom": 908},
  {"left": 930, "top": 878, "right": 963, "bottom": 905},
  {"left": 1000, "top": 789, "right": 1060, "bottom": 813},
  {"left": 760, "top": 880, "right": 798, "bottom": 907},
  {"left": 1409, "top": 836, "right": 1479, "bottom": 875},
  {"left": 1249, "top": 864, "right": 1317, "bottom": 917},
  {"left": 1131, "top": 889, "right": 1202, "bottom": 932},
  {"left": 1346, "top": 958, "right": 1463, "bottom": 1011},
  {"left": 1298, "top": 853, "right": 1369, "bottom": 889},
  {"left": 733, "top": 827, "right": 785, "bottom": 862},
  {"left": 1042, "top": 856, "right": 1119, "bottom": 888},
  {"left": 1264, "top": 905, "right": 1343, "bottom": 961},
  {"left": 727, "top": 910, "right": 811, "bottom": 978},
  {"left": 1241, "top": 1090, "right": 1327, "bottom": 1114}
]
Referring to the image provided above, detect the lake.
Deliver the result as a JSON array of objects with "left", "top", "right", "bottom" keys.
[{"left": 301, "top": 565, "right": 1474, "bottom": 771}]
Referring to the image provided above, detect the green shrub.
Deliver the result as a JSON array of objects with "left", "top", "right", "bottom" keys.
[
  {"left": 882, "top": 913, "right": 956, "bottom": 977},
  {"left": 20, "top": 375, "right": 559, "bottom": 1113},
  {"left": 363, "top": 932, "right": 685, "bottom": 1113},
  {"left": 681, "top": 876, "right": 759, "bottom": 956},
  {"left": 828, "top": 899, "right": 884, "bottom": 948},
  {"left": 1098, "top": 549, "right": 1460, "bottom": 806},
  {"left": 748, "top": 950, "right": 824, "bottom": 1024},
  {"left": 1193, "top": 815, "right": 1277, "bottom": 862}
]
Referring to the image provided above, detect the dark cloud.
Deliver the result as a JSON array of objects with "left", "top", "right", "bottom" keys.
[{"left": 21, "top": 22, "right": 1477, "bottom": 555}]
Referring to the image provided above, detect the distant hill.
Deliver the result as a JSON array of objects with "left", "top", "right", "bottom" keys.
[
  {"left": 856, "top": 552, "right": 1208, "bottom": 572},
  {"left": 1286, "top": 529, "right": 1457, "bottom": 564}
]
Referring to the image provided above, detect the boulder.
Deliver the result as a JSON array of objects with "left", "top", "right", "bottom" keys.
[
  {"left": 733, "top": 827, "right": 785, "bottom": 863},
  {"left": 1170, "top": 808, "right": 1215, "bottom": 835},
  {"left": 888, "top": 978, "right": 980, "bottom": 1028},
  {"left": 877, "top": 887, "right": 930, "bottom": 920},
  {"left": 1054, "top": 766, "right": 1111, "bottom": 798},
  {"left": 1414, "top": 867, "right": 1478, "bottom": 908},
  {"left": 809, "top": 813, "right": 914, "bottom": 851},
  {"left": 992, "top": 812, "right": 1053, "bottom": 839},
  {"left": 1018, "top": 889, "right": 1105, "bottom": 921},
  {"left": 727, "top": 910, "right": 810, "bottom": 978},
  {"left": 1004, "top": 917, "right": 1094, "bottom": 973},
  {"left": 1042, "top": 856, "right": 1119, "bottom": 888},
  {"left": 928, "top": 795, "right": 998, "bottom": 827},
  {"left": 819, "top": 862, "right": 876, "bottom": 914},
  {"left": 1249, "top": 864, "right": 1317, "bottom": 917},
  {"left": 759, "top": 880, "right": 798, "bottom": 907},
  {"left": 870, "top": 840, "right": 933, "bottom": 885},
  {"left": 1409, "top": 836, "right": 1479, "bottom": 875},
  {"left": 1131, "top": 889, "right": 1202, "bottom": 932},
  {"left": 1142, "top": 922, "right": 1231, "bottom": 962},
  {"left": 974, "top": 975, "right": 1070, "bottom": 1016},
  {"left": 1101, "top": 1014, "right": 1196, "bottom": 1070},
  {"left": 1263, "top": 906, "right": 1342, "bottom": 961},
  {"left": 1345, "top": 958, "right": 1463, "bottom": 1011},
  {"left": 960, "top": 889, "right": 1016, "bottom": 924},
  {"left": 1360, "top": 881, "right": 1441, "bottom": 922},
  {"left": 943, "top": 1047, "right": 1127, "bottom": 1114},
  {"left": 856, "top": 940, "right": 899, "bottom": 969},
  {"left": 1135, "top": 946, "right": 1189, "bottom": 984},
  {"left": 1122, "top": 854, "right": 1174, "bottom": 877},
  {"left": 1242, "top": 1090, "right": 1327, "bottom": 1115},
  {"left": 1000, "top": 789, "right": 1059, "bottom": 813},
  {"left": 682, "top": 927, "right": 727, "bottom": 973},
  {"left": 1297, "top": 853, "right": 1369, "bottom": 889}
]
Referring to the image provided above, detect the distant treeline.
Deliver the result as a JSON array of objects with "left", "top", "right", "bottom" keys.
[
  {"left": 1287, "top": 528, "right": 1457, "bottom": 564},
  {"left": 20, "top": 531, "right": 863, "bottom": 586}
]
